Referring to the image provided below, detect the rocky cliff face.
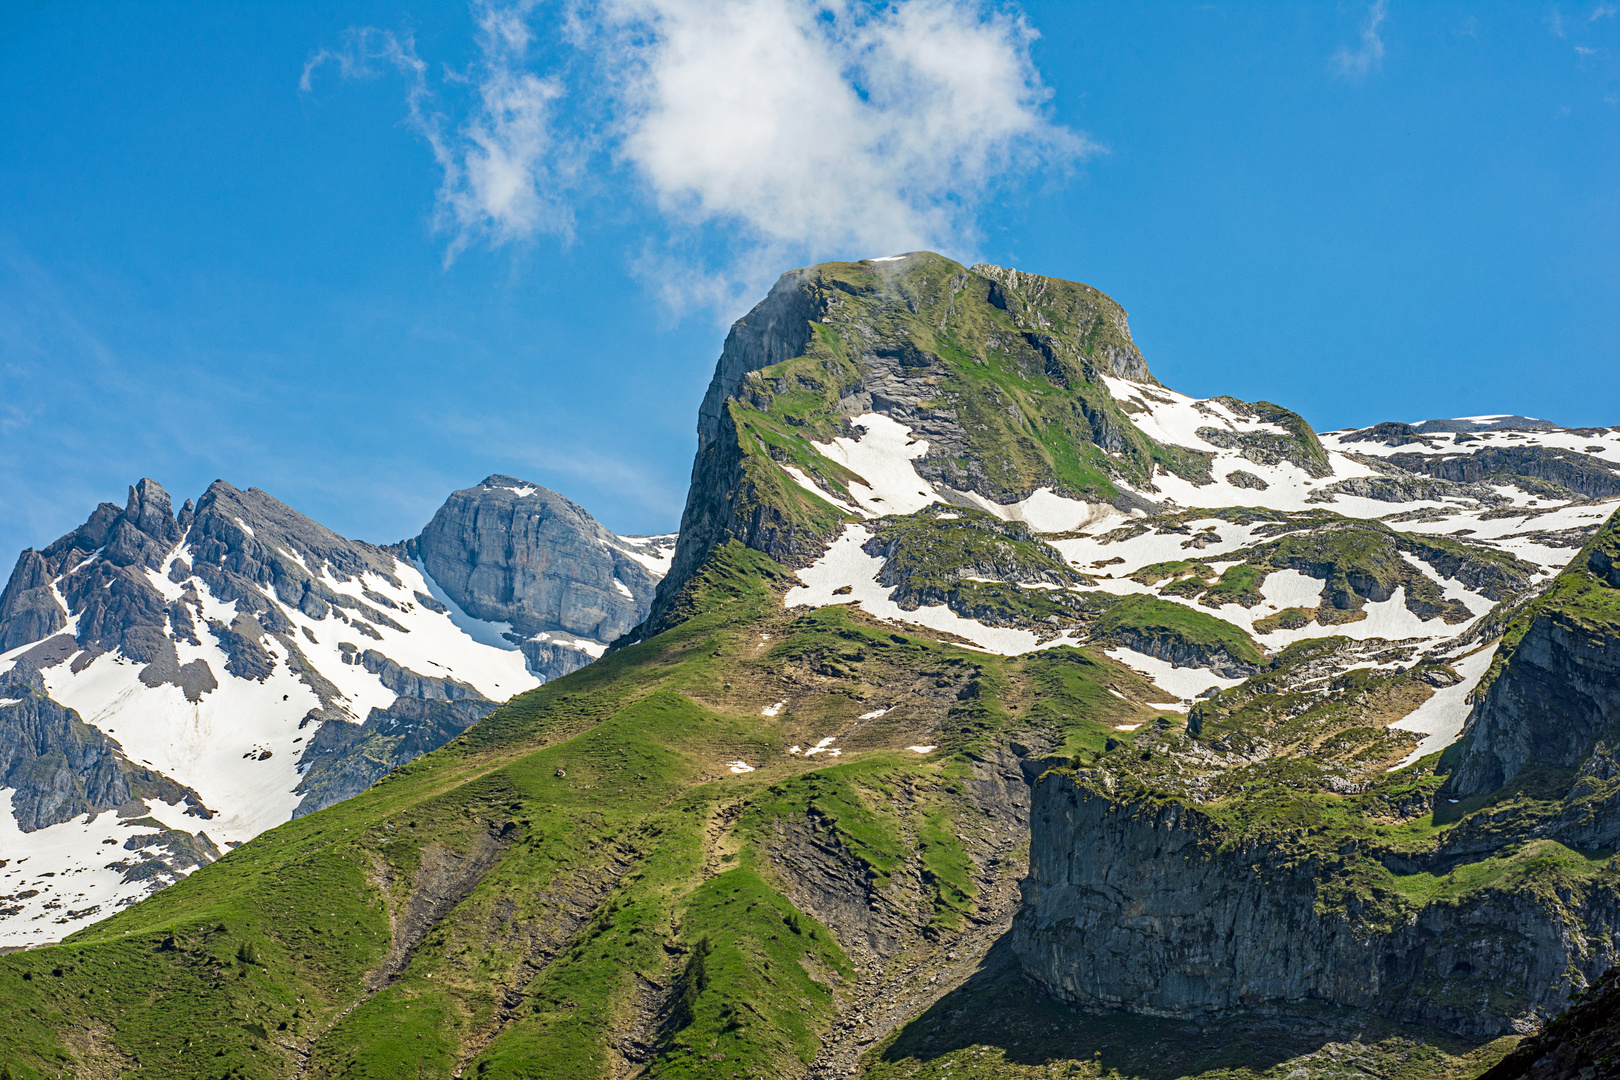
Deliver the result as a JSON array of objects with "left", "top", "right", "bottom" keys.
[
  {"left": 1479, "top": 964, "right": 1620, "bottom": 1080},
  {"left": 0, "top": 661, "right": 208, "bottom": 833},
  {"left": 1009, "top": 511, "right": 1620, "bottom": 1041},
  {"left": 1449, "top": 510, "right": 1620, "bottom": 799},
  {"left": 1012, "top": 776, "right": 1619, "bottom": 1037},
  {"left": 642, "top": 268, "right": 837, "bottom": 637},
  {"left": 402, "top": 475, "right": 673, "bottom": 680},
  {"left": 1385, "top": 446, "right": 1620, "bottom": 500}
]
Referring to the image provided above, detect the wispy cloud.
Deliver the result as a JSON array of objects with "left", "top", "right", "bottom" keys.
[
  {"left": 304, "top": 0, "right": 1090, "bottom": 302},
  {"left": 432, "top": 1, "right": 573, "bottom": 259},
  {"left": 1333, "top": 0, "right": 1388, "bottom": 78},
  {"left": 1592, "top": 4, "right": 1617, "bottom": 21},
  {"left": 303, "top": 5, "right": 573, "bottom": 261}
]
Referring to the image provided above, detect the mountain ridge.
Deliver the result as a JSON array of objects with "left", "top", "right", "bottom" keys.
[
  {"left": 1, "top": 251, "right": 1617, "bottom": 1079},
  {"left": 0, "top": 472, "right": 672, "bottom": 947}
]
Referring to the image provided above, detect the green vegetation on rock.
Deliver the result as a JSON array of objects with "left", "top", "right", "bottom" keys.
[{"left": 1092, "top": 594, "right": 1265, "bottom": 673}]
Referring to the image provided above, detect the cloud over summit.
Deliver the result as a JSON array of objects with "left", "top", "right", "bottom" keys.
[{"left": 304, "top": 0, "right": 1090, "bottom": 298}]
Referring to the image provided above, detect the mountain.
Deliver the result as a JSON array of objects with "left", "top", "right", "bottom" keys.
[
  {"left": 0, "top": 475, "right": 671, "bottom": 948},
  {"left": 0, "top": 252, "right": 1617, "bottom": 1080},
  {"left": 402, "top": 475, "right": 674, "bottom": 681}
]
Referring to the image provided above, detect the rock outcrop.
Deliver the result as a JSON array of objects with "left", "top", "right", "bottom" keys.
[
  {"left": 1479, "top": 965, "right": 1620, "bottom": 1080},
  {"left": 402, "top": 475, "right": 672, "bottom": 680},
  {"left": 1386, "top": 446, "right": 1620, "bottom": 500},
  {"left": 634, "top": 254, "right": 1205, "bottom": 639},
  {"left": 1448, "top": 510, "right": 1620, "bottom": 799},
  {"left": 1011, "top": 775, "right": 1620, "bottom": 1037},
  {"left": 0, "top": 662, "right": 208, "bottom": 832}
]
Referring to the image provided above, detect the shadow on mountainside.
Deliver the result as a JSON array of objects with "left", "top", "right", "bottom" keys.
[{"left": 867, "top": 934, "right": 1517, "bottom": 1080}]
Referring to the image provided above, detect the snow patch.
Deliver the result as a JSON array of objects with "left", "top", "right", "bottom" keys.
[
  {"left": 810, "top": 414, "right": 939, "bottom": 517},
  {"left": 1262, "top": 570, "right": 1327, "bottom": 609},
  {"left": 1388, "top": 646, "right": 1498, "bottom": 769},
  {"left": 1103, "top": 647, "right": 1245, "bottom": 703},
  {"left": 952, "top": 487, "right": 1122, "bottom": 534},
  {"left": 780, "top": 464, "right": 861, "bottom": 515},
  {"left": 786, "top": 527, "right": 1085, "bottom": 656},
  {"left": 0, "top": 791, "right": 208, "bottom": 947},
  {"left": 410, "top": 559, "right": 522, "bottom": 652}
]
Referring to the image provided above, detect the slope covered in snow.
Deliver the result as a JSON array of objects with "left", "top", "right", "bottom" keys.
[{"left": 0, "top": 474, "right": 673, "bottom": 946}]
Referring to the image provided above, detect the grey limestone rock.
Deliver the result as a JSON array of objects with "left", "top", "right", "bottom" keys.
[
  {"left": 1413, "top": 416, "right": 1558, "bottom": 434},
  {"left": 1224, "top": 469, "right": 1269, "bottom": 490},
  {"left": 1448, "top": 606, "right": 1620, "bottom": 799},
  {"left": 0, "top": 664, "right": 211, "bottom": 832},
  {"left": 405, "top": 475, "right": 663, "bottom": 650},
  {"left": 291, "top": 691, "right": 496, "bottom": 817},
  {"left": 1012, "top": 776, "right": 1619, "bottom": 1037},
  {"left": 0, "top": 550, "right": 67, "bottom": 652},
  {"left": 1387, "top": 446, "right": 1620, "bottom": 500},
  {"left": 650, "top": 270, "right": 830, "bottom": 624}
]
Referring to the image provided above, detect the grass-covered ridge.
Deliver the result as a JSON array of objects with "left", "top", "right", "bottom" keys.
[
  {"left": 0, "top": 541, "right": 1182, "bottom": 1080},
  {"left": 1091, "top": 594, "right": 1266, "bottom": 672},
  {"left": 864, "top": 505, "right": 1084, "bottom": 604}
]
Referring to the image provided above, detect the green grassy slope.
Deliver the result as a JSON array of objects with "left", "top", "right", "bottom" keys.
[{"left": 0, "top": 543, "right": 1180, "bottom": 1080}]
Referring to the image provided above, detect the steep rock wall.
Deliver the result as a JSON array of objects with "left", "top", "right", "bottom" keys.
[
  {"left": 1011, "top": 776, "right": 1620, "bottom": 1037},
  {"left": 407, "top": 475, "right": 660, "bottom": 650}
]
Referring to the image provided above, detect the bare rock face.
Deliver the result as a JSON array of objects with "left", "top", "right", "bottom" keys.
[
  {"left": 0, "top": 662, "right": 210, "bottom": 832},
  {"left": 1386, "top": 446, "right": 1620, "bottom": 500},
  {"left": 1011, "top": 777, "right": 1620, "bottom": 1037},
  {"left": 403, "top": 475, "right": 671, "bottom": 679},
  {"left": 1450, "top": 613, "right": 1620, "bottom": 799},
  {"left": 1449, "top": 511, "right": 1620, "bottom": 800}
]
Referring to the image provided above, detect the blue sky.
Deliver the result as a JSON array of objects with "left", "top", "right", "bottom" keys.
[{"left": 1, "top": 1, "right": 1616, "bottom": 562}]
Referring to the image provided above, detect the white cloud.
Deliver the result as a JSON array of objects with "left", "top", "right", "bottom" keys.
[
  {"left": 304, "top": 4, "right": 572, "bottom": 261},
  {"left": 305, "top": 0, "right": 1089, "bottom": 295},
  {"left": 1592, "top": 4, "right": 1617, "bottom": 21},
  {"left": 1332, "top": 0, "right": 1388, "bottom": 78},
  {"left": 433, "top": 1, "right": 573, "bottom": 257},
  {"left": 300, "top": 26, "right": 425, "bottom": 93},
  {"left": 598, "top": 0, "right": 1088, "bottom": 269}
]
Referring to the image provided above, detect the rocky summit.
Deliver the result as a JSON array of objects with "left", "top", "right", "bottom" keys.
[
  {"left": 1, "top": 252, "right": 1617, "bottom": 1080},
  {"left": 403, "top": 475, "right": 674, "bottom": 681}
]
